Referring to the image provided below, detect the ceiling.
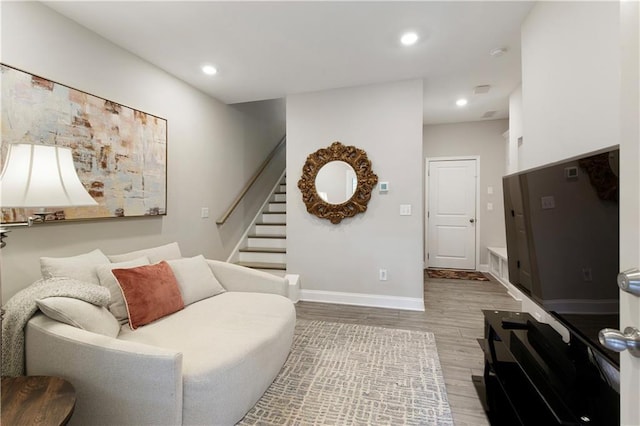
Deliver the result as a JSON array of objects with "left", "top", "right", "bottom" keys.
[{"left": 44, "top": 1, "right": 534, "bottom": 125}]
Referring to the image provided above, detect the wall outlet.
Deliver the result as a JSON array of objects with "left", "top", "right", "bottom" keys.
[
  {"left": 582, "top": 268, "right": 593, "bottom": 282},
  {"left": 379, "top": 269, "right": 388, "bottom": 281}
]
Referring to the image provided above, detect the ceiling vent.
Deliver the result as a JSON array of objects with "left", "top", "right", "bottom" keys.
[
  {"left": 474, "top": 85, "right": 491, "bottom": 94},
  {"left": 482, "top": 110, "right": 497, "bottom": 118},
  {"left": 490, "top": 47, "right": 508, "bottom": 57}
]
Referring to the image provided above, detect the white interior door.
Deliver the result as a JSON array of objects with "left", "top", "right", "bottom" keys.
[
  {"left": 619, "top": 1, "right": 639, "bottom": 424},
  {"left": 427, "top": 159, "right": 477, "bottom": 270}
]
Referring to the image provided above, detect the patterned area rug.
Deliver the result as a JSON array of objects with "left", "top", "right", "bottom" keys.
[
  {"left": 425, "top": 268, "right": 490, "bottom": 281},
  {"left": 238, "top": 320, "right": 453, "bottom": 426}
]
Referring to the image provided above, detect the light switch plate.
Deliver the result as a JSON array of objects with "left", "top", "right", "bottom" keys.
[
  {"left": 379, "top": 182, "right": 389, "bottom": 193},
  {"left": 400, "top": 204, "right": 412, "bottom": 216},
  {"left": 541, "top": 196, "right": 555, "bottom": 210},
  {"left": 201, "top": 207, "right": 210, "bottom": 218}
]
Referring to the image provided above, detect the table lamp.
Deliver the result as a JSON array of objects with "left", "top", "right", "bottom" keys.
[{"left": 0, "top": 143, "right": 98, "bottom": 247}]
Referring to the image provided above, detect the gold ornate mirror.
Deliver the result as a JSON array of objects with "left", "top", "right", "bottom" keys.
[{"left": 298, "top": 141, "right": 378, "bottom": 224}]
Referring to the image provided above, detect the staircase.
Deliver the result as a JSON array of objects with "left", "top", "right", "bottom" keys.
[{"left": 234, "top": 174, "right": 287, "bottom": 276}]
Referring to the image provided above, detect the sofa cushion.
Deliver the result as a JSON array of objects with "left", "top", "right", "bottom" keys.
[
  {"left": 96, "top": 257, "right": 151, "bottom": 323},
  {"left": 36, "top": 297, "right": 120, "bottom": 338},
  {"left": 166, "top": 255, "right": 225, "bottom": 305},
  {"left": 108, "top": 242, "right": 182, "bottom": 264},
  {"left": 117, "top": 292, "right": 296, "bottom": 425},
  {"left": 112, "top": 261, "right": 185, "bottom": 330},
  {"left": 40, "top": 249, "right": 110, "bottom": 284}
]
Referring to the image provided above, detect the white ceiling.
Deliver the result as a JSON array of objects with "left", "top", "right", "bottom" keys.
[{"left": 44, "top": 1, "right": 534, "bottom": 125}]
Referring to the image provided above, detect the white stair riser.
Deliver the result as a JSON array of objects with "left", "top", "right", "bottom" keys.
[
  {"left": 255, "top": 224, "right": 286, "bottom": 236},
  {"left": 239, "top": 251, "right": 286, "bottom": 263},
  {"left": 267, "top": 203, "right": 286, "bottom": 213},
  {"left": 247, "top": 237, "right": 286, "bottom": 249},
  {"left": 234, "top": 172, "right": 288, "bottom": 275},
  {"left": 262, "top": 213, "right": 286, "bottom": 224}
]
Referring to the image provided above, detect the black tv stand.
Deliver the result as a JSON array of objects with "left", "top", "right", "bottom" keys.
[{"left": 474, "top": 310, "right": 619, "bottom": 426}]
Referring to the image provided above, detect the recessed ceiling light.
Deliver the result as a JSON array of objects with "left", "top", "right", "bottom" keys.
[
  {"left": 456, "top": 98, "right": 468, "bottom": 107},
  {"left": 400, "top": 32, "right": 419, "bottom": 46},
  {"left": 202, "top": 65, "right": 218, "bottom": 76}
]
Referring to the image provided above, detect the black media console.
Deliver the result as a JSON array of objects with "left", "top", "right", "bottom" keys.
[{"left": 473, "top": 310, "right": 619, "bottom": 426}]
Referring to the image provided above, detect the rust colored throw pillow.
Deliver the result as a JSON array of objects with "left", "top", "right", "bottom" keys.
[{"left": 112, "top": 261, "right": 185, "bottom": 330}]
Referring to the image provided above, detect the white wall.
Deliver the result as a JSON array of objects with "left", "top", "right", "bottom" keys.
[
  {"left": 423, "top": 119, "right": 509, "bottom": 266},
  {"left": 520, "top": 1, "right": 620, "bottom": 171},
  {"left": 0, "top": 2, "right": 284, "bottom": 300},
  {"left": 287, "top": 80, "right": 424, "bottom": 310},
  {"left": 516, "top": 0, "right": 621, "bottom": 338},
  {"left": 508, "top": 85, "right": 523, "bottom": 174}
]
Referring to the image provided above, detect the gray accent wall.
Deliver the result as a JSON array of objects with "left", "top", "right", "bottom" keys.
[
  {"left": 286, "top": 80, "right": 425, "bottom": 307},
  {"left": 423, "top": 119, "right": 509, "bottom": 266},
  {"left": 0, "top": 2, "right": 285, "bottom": 300}
]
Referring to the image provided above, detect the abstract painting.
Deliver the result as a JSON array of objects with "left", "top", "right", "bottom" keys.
[{"left": 1, "top": 64, "right": 167, "bottom": 223}]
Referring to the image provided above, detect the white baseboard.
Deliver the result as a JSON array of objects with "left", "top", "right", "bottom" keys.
[
  {"left": 487, "top": 271, "right": 523, "bottom": 302},
  {"left": 478, "top": 263, "right": 489, "bottom": 272},
  {"left": 507, "top": 287, "right": 523, "bottom": 302},
  {"left": 299, "top": 289, "right": 425, "bottom": 312}
]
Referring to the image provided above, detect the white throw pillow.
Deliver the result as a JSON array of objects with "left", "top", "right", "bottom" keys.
[
  {"left": 96, "top": 257, "right": 151, "bottom": 323},
  {"left": 107, "top": 242, "right": 182, "bottom": 264},
  {"left": 40, "top": 249, "right": 110, "bottom": 285},
  {"left": 36, "top": 297, "right": 120, "bottom": 338},
  {"left": 166, "top": 255, "right": 225, "bottom": 305}
]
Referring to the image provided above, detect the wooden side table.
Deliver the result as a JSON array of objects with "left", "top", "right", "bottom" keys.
[{"left": 1, "top": 376, "right": 76, "bottom": 426}]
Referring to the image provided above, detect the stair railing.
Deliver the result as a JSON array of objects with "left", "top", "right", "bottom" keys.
[{"left": 216, "top": 135, "right": 286, "bottom": 225}]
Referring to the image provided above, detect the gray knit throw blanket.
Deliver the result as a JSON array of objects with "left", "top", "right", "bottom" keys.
[{"left": 1, "top": 277, "right": 111, "bottom": 377}]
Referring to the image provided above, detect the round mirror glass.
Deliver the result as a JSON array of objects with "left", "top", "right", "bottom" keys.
[{"left": 315, "top": 160, "right": 357, "bottom": 204}]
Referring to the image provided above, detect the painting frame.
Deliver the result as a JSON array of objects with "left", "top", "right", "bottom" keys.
[{"left": 1, "top": 64, "right": 168, "bottom": 224}]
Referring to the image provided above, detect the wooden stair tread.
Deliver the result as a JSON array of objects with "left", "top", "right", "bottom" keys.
[
  {"left": 236, "top": 261, "right": 286, "bottom": 270},
  {"left": 239, "top": 247, "right": 286, "bottom": 253},
  {"left": 256, "top": 222, "right": 286, "bottom": 226},
  {"left": 248, "top": 234, "right": 286, "bottom": 239}
]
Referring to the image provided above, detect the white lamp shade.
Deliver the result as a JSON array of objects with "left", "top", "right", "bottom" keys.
[{"left": 0, "top": 143, "right": 98, "bottom": 208}]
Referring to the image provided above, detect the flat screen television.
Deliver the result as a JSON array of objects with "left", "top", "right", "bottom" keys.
[{"left": 503, "top": 147, "right": 620, "bottom": 368}]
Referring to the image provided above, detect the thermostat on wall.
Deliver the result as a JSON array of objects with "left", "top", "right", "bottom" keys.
[{"left": 379, "top": 182, "right": 389, "bottom": 193}]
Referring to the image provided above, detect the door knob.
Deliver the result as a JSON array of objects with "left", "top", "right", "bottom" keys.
[
  {"left": 599, "top": 327, "right": 640, "bottom": 357},
  {"left": 617, "top": 268, "right": 640, "bottom": 296},
  {"left": 469, "top": 218, "right": 475, "bottom": 224}
]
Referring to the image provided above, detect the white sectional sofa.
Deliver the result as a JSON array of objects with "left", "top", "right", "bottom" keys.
[{"left": 21, "top": 244, "right": 296, "bottom": 426}]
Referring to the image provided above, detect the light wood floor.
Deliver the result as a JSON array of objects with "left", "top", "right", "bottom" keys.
[{"left": 295, "top": 272, "right": 521, "bottom": 426}]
